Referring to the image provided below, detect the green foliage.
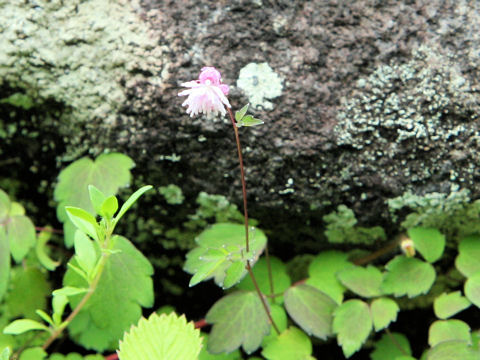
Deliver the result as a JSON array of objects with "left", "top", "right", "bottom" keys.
[
  {"left": 117, "top": 312, "right": 202, "bottom": 360},
  {"left": 261, "top": 327, "right": 314, "bottom": 360},
  {"left": 0, "top": 93, "right": 34, "bottom": 110},
  {"left": 19, "top": 347, "right": 47, "bottom": 360},
  {"left": 199, "top": 334, "right": 242, "bottom": 360},
  {"left": 64, "top": 236, "right": 154, "bottom": 351},
  {"left": 205, "top": 291, "right": 270, "bottom": 354},
  {"left": 333, "top": 299, "right": 372, "bottom": 358},
  {"left": 370, "top": 297, "right": 399, "bottom": 332},
  {"left": 370, "top": 332, "right": 412, "bottom": 360},
  {"left": 433, "top": 291, "right": 471, "bottom": 319},
  {"left": 337, "top": 265, "right": 383, "bottom": 298},
  {"left": 35, "top": 229, "right": 60, "bottom": 271},
  {"left": 54, "top": 153, "right": 135, "bottom": 246},
  {"left": 464, "top": 272, "right": 480, "bottom": 308},
  {"left": 236, "top": 257, "right": 291, "bottom": 303},
  {"left": 455, "top": 235, "right": 480, "bottom": 277},
  {"left": 159, "top": 184, "right": 185, "bottom": 205},
  {"left": 5, "top": 267, "right": 50, "bottom": 320},
  {"left": 428, "top": 319, "right": 471, "bottom": 347},
  {"left": 306, "top": 251, "right": 353, "bottom": 304},
  {"left": 48, "top": 353, "right": 104, "bottom": 360},
  {"left": 261, "top": 304, "right": 288, "bottom": 346},
  {"left": 426, "top": 340, "right": 479, "bottom": 360},
  {"left": 235, "top": 104, "right": 264, "bottom": 127},
  {"left": 184, "top": 223, "right": 266, "bottom": 289},
  {"left": 3, "top": 319, "right": 49, "bottom": 335},
  {"left": 381, "top": 256, "right": 436, "bottom": 298},
  {"left": 1, "top": 348, "right": 10, "bottom": 360},
  {"left": 407, "top": 227, "right": 445, "bottom": 263},
  {"left": 0, "top": 229, "right": 9, "bottom": 302},
  {"left": 284, "top": 284, "right": 337, "bottom": 340},
  {"left": 323, "top": 205, "right": 386, "bottom": 245}
]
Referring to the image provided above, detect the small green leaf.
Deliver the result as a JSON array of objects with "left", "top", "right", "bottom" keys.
[
  {"left": 0, "top": 229, "right": 10, "bottom": 302},
  {"left": 433, "top": 291, "right": 471, "bottom": 319},
  {"left": 52, "top": 286, "right": 89, "bottom": 297},
  {"left": 184, "top": 223, "right": 267, "bottom": 289},
  {"left": 464, "top": 272, "right": 480, "bottom": 308},
  {"left": 65, "top": 207, "right": 99, "bottom": 242},
  {"left": 100, "top": 196, "right": 118, "bottom": 219},
  {"left": 74, "top": 231, "right": 98, "bottom": 277},
  {"left": 428, "top": 320, "right": 471, "bottom": 347},
  {"left": 88, "top": 185, "right": 106, "bottom": 216},
  {"left": 337, "top": 265, "right": 383, "bottom": 298},
  {"left": 456, "top": 235, "right": 480, "bottom": 278},
  {"left": 235, "top": 104, "right": 249, "bottom": 122},
  {"left": 19, "top": 347, "right": 47, "bottom": 360},
  {"left": 35, "top": 228, "right": 60, "bottom": 271},
  {"left": 3, "top": 319, "right": 49, "bottom": 335},
  {"left": 223, "top": 261, "right": 247, "bottom": 289},
  {"left": 9, "top": 202, "right": 25, "bottom": 216},
  {"left": 114, "top": 185, "right": 153, "bottom": 224},
  {"left": 261, "top": 304, "right": 288, "bottom": 347},
  {"left": 381, "top": 256, "right": 436, "bottom": 298},
  {"left": 284, "top": 284, "right": 337, "bottom": 340},
  {"left": 407, "top": 227, "right": 445, "bottom": 263},
  {"left": 199, "top": 334, "right": 242, "bottom": 360},
  {"left": 0, "top": 93, "right": 34, "bottom": 110},
  {"left": 52, "top": 294, "right": 68, "bottom": 326},
  {"left": 262, "top": 327, "right": 313, "bottom": 360},
  {"left": 1, "top": 348, "right": 11, "bottom": 360},
  {"left": 306, "top": 251, "right": 354, "bottom": 304},
  {"left": 371, "top": 332, "right": 412, "bottom": 360},
  {"left": 236, "top": 257, "right": 291, "bottom": 303},
  {"left": 333, "top": 299, "right": 372, "bottom": 358},
  {"left": 118, "top": 312, "right": 202, "bottom": 360},
  {"left": 35, "top": 310, "right": 54, "bottom": 327},
  {"left": 370, "top": 297, "right": 399, "bottom": 331},
  {"left": 206, "top": 291, "right": 270, "bottom": 354},
  {"left": 237, "top": 115, "right": 264, "bottom": 127},
  {"left": 7, "top": 216, "right": 36, "bottom": 263},
  {"left": 426, "top": 340, "right": 479, "bottom": 360}
]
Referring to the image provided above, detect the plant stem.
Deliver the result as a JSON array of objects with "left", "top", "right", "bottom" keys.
[
  {"left": 42, "top": 251, "right": 110, "bottom": 351},
  {"left": 227, "top": 107, "right": 280, "bottom": 335}
]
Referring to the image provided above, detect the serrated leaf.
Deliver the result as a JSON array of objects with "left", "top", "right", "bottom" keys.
[
  {"left": 433, "top": 291, "right": 471, "bottom": 319},
  {"left": 428, "top": 320, "right": 471, "bottom": 347},
  {"left": 113, "top": 185, "right": 153, "bottom": 224},
  {"left": 333, "top": 299, "right": 372, "bottom": 358},
  {"left": 206, "top": 291, "right": 270, "bottom": 354},
  {"left": 337, "top": 265, "right": 383, "bottom": 298},
  {"left": 3, "top": 319, "right": 49, "bottom": 335},
  {"left": 262, "top": 327, "right": 313, "bottom": 360},
  {"left": 74, "top": 231, "right": 98, "bottom": 277},
  {"left": 370, "top": 297, "right": 399, "bottom": 331},
  {"left": 64, "top": 236, "right": 154, "bottom": 351},
  {"left": 381, "top": 256, "right": 436, "bottom": 298},
  {"left": 118, "top": 312, "right": 202, "bottom": 360},
  {"left": 235, "top": 104, "right": 249, "bottom": 122},
  {"left": 426, "top": 340, "right": 479, "bottom": 360},
  {"left": 65, "top": 207, "right": 99, "bottom": 242},
  {"left": 100, "top": 196, "right": 118, "bottom": 219},
  {"left": 284, "top": 284, "right": 337, "bottom": 340},
  {"left": 48, "top": 353, "right": 104, "bottom": 360},
  {"left": 237, "top": 115, "right": 264, "bottom": 127},
  {"left": 236, "top": 257, "right": 291, "bottom": 303},
  {"left": 407, "top": 227, "right": 445, "bottom": 263},
  {"left": 0, "top": 228, "right": 9, "bottom": 302},
  {"left": 35, "top": 228, "right": 60, "bottom": 271},
  {"left": 455, "top": 235, "right": 480, "bottom": 278},
  {"left": 464, "top": 272, "right": 480, "bottom": 308},
  {"left": 7, "top": 216, "right": 36, "bottom": 262},
  {"left": 306, "top": 251, "right": 354, "bottom": 304},
  {"left": 19, "top": 347, "right": 47, "bottom": 360},
  {"left": 88, "top": 185, "right": 106, "bottom": 217},
  {"left": 6, "top": 267, "right": 51, "bottom": 320},
  {"left": 54, "top": 154, "right": 135, "bottom": 246},
  {"left": 184, "top": 223, "right": 266, "bottom": 289},
  {"left": 370, "top": 332, "right": 412, "bottom": 360}
]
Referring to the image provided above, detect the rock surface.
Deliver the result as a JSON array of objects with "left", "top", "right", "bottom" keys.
[{"left": 1, "top": 0, "right": 480, "bottom": 250}]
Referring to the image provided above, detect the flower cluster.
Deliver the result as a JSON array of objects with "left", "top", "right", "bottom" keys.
[{"left": 178, "top": 67, "right": 231, "bottom": 117}]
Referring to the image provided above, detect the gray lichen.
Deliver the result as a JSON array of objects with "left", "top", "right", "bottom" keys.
[
  {"left": 0, "top": 0, "right": 166, "bottom": 158},
  {"left": 335, "top": 45, "right": 479, "bottom": 150}
]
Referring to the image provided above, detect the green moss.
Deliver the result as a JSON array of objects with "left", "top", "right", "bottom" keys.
[
  {"left": 323, "top": 205, "right": 386, "bottom": 245},
  {"left": 387, "top": 188, "right": 480, "bottom": 241}
]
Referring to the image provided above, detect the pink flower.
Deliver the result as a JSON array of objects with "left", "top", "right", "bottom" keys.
[{"left": 178, "top": 67, "right": 231, "bottom": 117}]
